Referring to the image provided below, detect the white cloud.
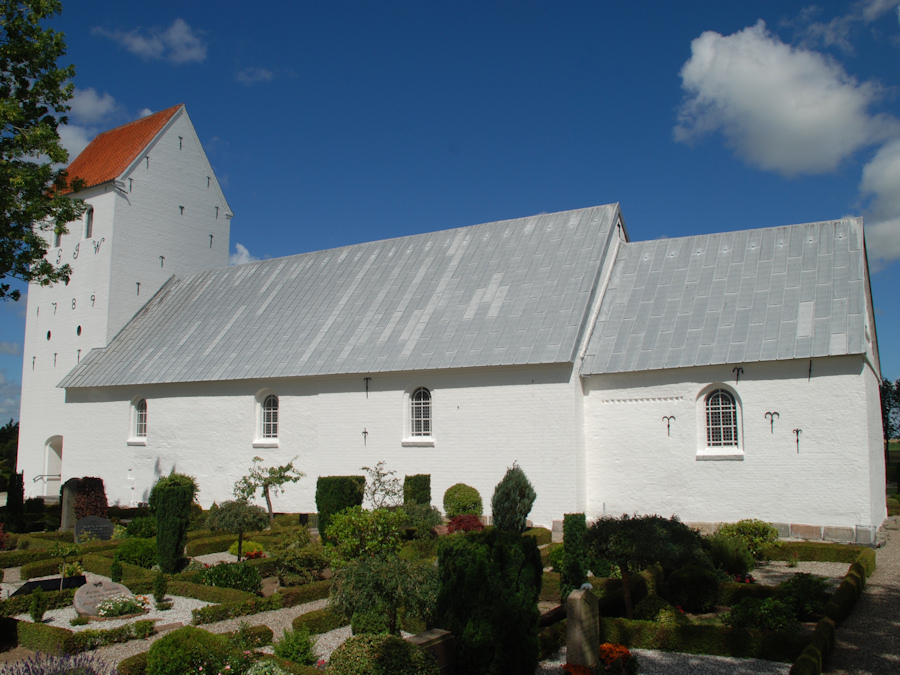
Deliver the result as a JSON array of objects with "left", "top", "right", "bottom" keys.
[
  {"left": 675, "top": 21, "right": 898, "bottom": 176},
  {"left": 69, "top": 88, "right": 119, "bottom": 125},
  {"left": 0, "top": 371, "right": 20, "bottom": 422},
  {"left": 58, "top": 124, "right": 93, "bottom": 161},
  {"left": 236, "top": 67, "right": 274, "bottom": 85},
  {"left": 862, "top": 139, "right": 900, "bottom": 263},
  {"left": 796, "top": 0, "right": 900, "bottom": 52},
  {"left": 230, "top": 243, "right": 260, "bottom": 266},
  {"left": 138, "top": 108, "right": 155, "bottom": 118},
  {"left": 0, "top": 342, "right": 22, "bottom": 356},
  {"left": 93, "top": 18, "right": 207, "bottom": 65}
]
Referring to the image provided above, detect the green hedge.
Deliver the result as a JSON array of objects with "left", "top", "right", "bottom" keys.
[
  {"left": 524, "top": 527, "right": 552, "bottom": 547},
  {"left": 403, "top": 474, "right": 431, "bottom": 506},
  {"left": 718, "top": 581, "right": 779, "bottom": 606},
  {"left": 4, "top": 617, "right": 155, "bottom": 655},
  {"left": 168, "top": 580, "right": 255, "bottom": 604},
  {"left": 191, "top": 594, "right": 284, "bottom": 625},
  {"left": 277, "top": 580, "right": 332, "bottom": 607},
  {"left": 0, "top": 588, "right": 76, "bottom": 617},
  {"left": 599, "top": 617, "right": 807, "bottom": 662},
  {"left": 790, "top": 618, "right": 836, "bottom": 675},
  {"left": 291, "top": 606, "right": 347, "bottom": 634},
  {"left": 0, "top": 539, "right": 117, "bottom": 568},
  {"left": 763, "top": 541, "right": 863, "bottom": 563},
  {"left": 315, "top": 475, "right": 365, "bottom": 537},
  {"left": 21, "top": 557, "right": 66, "bottom": 579},
  {"left": 185, "top": 533, "right": 239, "bottom": 556},
  {"left": 82, "top": 553, "right": 155, "bottom": 593}
]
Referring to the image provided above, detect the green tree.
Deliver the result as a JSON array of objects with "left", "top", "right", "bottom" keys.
[
  {"left": 0, "top": 418, "right": 17, "bottom": 490},
  {"left": 361, "top": 461, "right": 402, "bottom": 509},
  {"left": 206, "top": 499, "right": 268, "bottom": 561},
  {"left": 324, "top": 506, "right": 404, "bottom": 566},
  {"left": 490, "top": 463, "right": 536, "bottom": 533},
  {"left": 330, "top": 556, "right": 439, "bottom": 635},
  {"left": 234, "top": 455, "right": 304, "bottom": 524},
  {"left": 585, "top": 514, "right": 706, "bottom": 619},
  {"left": 881, "top": 377, "right": 899, "bottom": 442},
  {"left": 0, "top": 0, "right": 86, "bottom": 301}
]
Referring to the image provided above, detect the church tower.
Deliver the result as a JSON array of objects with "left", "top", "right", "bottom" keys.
[{"left": 17, "top": 105, "right": 232, "bottom": 500}]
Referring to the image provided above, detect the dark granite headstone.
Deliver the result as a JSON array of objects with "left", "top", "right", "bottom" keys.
[
  {"left": 10, "top": 575, "right": 86, "bottom": 597},
  {"left": 74, "top": 515, "right": 114, "bottom": 543},
  {"left": 73, "top": 579, "right": 132, "bottom": 616}
]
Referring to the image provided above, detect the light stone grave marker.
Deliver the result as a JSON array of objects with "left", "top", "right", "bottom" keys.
[
  {"left": 74, "top": 578, "right": 133, "bottom": 616},
  {"left": 59, "top": 478, "right": 81, "bottom": 531},
  {"left": 74, "top": 515, "right": 114, "bottom": 543}
]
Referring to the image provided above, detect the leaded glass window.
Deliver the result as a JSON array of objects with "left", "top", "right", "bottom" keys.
[
  {"left": 706, "top": 389, "right": 737, "bottom": 447},
  {"left": 411, "top": 387, "right": 431, "bottom": 437}
]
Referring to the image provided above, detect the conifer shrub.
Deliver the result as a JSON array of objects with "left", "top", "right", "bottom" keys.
[
  {"left": 148, "top": 473, "right": 198, "bottom": 513},
  {"left": 663, "top": 565, "right": 719, "bottom": 613},
  {"left": 403, "top": 474, "right": 431, "bottom": 506},
  {"left": 6, "top": 472, "right": 25, "bottom": 532},
  {"left": 74, "top": 477, "right": 108, "bottom": 520},
  {"left": 315, "top": 475, "right": 365, "bottom": 539},
  {"left": 154, "top": 483, "right": 193, "bottom": 573},
  {"left": 442, "top": 483, "right": 482, "bottom": 518},
  {"left": 153, "top": 571, "right": 168, "bottom": 605},
  {"left": 328, "top": 633, "right": 440, "bottom": 675},
  {"left": 436, "top": 527, "right": 542, "bottom": 675},
  {"left": 115, "top": 537, "right": 157, "bottom": 569},
  {"left": 490, "top": 463, "right": 536, "bottom": 533},
  {"left": 560, "top": 513, "right": 587, "bottom": 600}
]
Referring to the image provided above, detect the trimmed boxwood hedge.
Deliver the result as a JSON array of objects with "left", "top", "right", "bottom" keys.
[
  {"left": 168, "top": 580, "right": 255, "bottom": 604},
  {"left": 21, "top": 557, "right": 67, "bottom": 579},
  {"left": 191, "top": 594, "right": 284, "bottom": 625},
  {"left": 277, "top": 580, "right": 332, "bottom": 607},
  {"left": 185, "top": 533, "right": 240, "bottom": 556},
  {"left": 764, "top": 541, "right": 863, "bottom": 563},
  {"left": 0, "top": 588, "right": 76, "bottom": 617},
  {"left": 291, "top": 606, "right": 347, "bottom": 634},
  {"left": 3, "top": 616, "right": 155, "bottom": 655},
  {"left": 524, "top": 527, "right": 552, "bottom": 547},
  {"left": 82, "top": 553, "right": 155, "bottom": 593},
  {"left": 0, "top": 539, "right": 117, "bottom": 569}
]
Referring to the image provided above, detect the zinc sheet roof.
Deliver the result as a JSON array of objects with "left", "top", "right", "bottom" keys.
[
  {"left": 60, "top": 205, "right": 619, "bottom": 388},
  {"left": 581, "top": 218, "right": 869, "bottom": 374}
]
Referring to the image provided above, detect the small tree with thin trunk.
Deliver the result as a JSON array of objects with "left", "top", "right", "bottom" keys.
[
  {"left": 585, "top": 514, "right": 706, "bottom": 619},
  {"left": 206, "top": 499, "right": 268, "bottom": 561},
  {"left": 234, "top": 456, "right": 304, "bottom": 524}
]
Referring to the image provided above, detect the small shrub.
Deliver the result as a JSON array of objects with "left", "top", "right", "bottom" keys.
[
  {"left": 443, "top": 483, "right": 482, "bottom": 518},
  {"left": 110, "top": 557, "right": 123, "bottom": 583},
  {"left": 547, "top": 543, "right": 564, "bottom": 572},
  {"left": 29, "top": 587, "right": 47, "bottom": 622},
  {"left": 74, "top": 477, "right": 108, "bottom": 520},
  {"left": 230, "top": 539, "right": 265, "bottom": 558},
  {"left": 328, "top": 633, "right": 440, "bottom": 675},
  {"left": 399, "top": 502, "right": 443, "bottom": 539},
  {"left": 153, "top": 570, "right": 168, "bottom": 604},
  {"left": 198, "top": 561, "right": 263, "bottom": 595},
  {"left": 404, "top": 474, "right": 431, "bottom": 506},
  {"left": 705, "top": 533, "right": 754, "bottom": 576},
  {"left": 273, "top": 626, "right": 316, "bottom": 665},
  {"left": 115, "top": 537, "right": 157, "bottom": 569},
  {"left": 0, "top": 652, "right": 117, "bottom": 675},
  {"left": 70, "top": 615, "right": 90, "bottom": 626},
  {"left": 325, "top": 506, "right": 404, "bottom": 564},
  {"left": 145, "top": 625, "right": 243, "bottom": 675},
  {"left": 715, "top": 519, "right": 779, "bottom": 560},
  {"left": 268, "top": 527, "right": 328, "bottom": 586},
  {"left": 664, "top": 565, "right": 719, "bottom": 613},
  {"left": 447, "top": 514, "right": 484, "bottom": 533},
  {"left": 724, "top": 596, "right": 799, "bottom": 632},
  {"left": 125, "top": 516, "right": 157, "bottom": 539},
  {"left": 781, "top": 573, "right": 831, "bottom": 620},
  {"left": 246, "top": 661, "right": 292, "bottom": 675},
  {"left": 490, "top": 463, "right": 536, "bottom": 533},
  {"left": 633, "top": 595, "right": 687, "bottom": 625}
]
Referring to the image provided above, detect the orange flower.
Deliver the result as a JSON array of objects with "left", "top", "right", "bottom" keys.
[
  {"left": 598, "top": 643, "right": 631, "bottom": 667},
  {"left": 563, "top": 664, "right": 592, "bottom": 675}
]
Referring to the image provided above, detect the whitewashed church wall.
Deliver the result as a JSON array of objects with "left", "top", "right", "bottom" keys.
[
  {"left": 863, "top": 361, "right": 888, "bottom": 528},
  {"left": 61, "top": 363, "right": 582, "bottom": 528},
  {"left": 582, "top": 355, "right": 885, "bottom": 532}
]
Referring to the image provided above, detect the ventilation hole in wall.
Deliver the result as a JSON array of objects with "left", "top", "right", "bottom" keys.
[
  {"left": 46, "top": 331, "right": 51, "bottom": 341},
  {"left": 76, "top": 326, "right": 82, "bottom": 336}
]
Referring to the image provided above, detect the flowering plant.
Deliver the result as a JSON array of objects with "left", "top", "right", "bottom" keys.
[
  {"left": 96, "top": 593, "right": 148, "bottom": 617},
  {"left": 598, "top": 643, "right": 637, "bottom": 674},
  {"left": 563, "top": 664, "right": 592, "bottom": 675},
  {"left": 734, "top": 573, "right": 756, "bottom": 584}
]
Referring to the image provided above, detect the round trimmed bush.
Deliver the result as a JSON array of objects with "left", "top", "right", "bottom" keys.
[
  {"left": 663, "top": 565, "right": 719, "bottom": 613},
  {"left": 328, "top": 634, "right": 440, "bottom": 675},
  {"left": 115, "top": 537, "right": 157, "bottom": 569},
  {"left": 146, "top": 626, "right": 241, "bottom": 675},
  {"left": 443, "top": 483, "right": 482, "bottom": 518},
  {"left": 715, "top": 519, "right": 778, "bottom": 560}
]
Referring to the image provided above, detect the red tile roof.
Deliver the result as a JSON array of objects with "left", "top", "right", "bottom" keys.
[{"left": 65, "top": 104, "right": 183, "bottom": 191}]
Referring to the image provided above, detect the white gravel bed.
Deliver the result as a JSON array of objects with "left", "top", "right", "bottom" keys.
[
  {"left": 750, "top": 560, "right": 849, "bottom": 589},
  {"left": 534, "top": 646, "right": 790, "bottom": 674},
  {"left": 191, "top": 551, "right": 239, "bottom": 565}
]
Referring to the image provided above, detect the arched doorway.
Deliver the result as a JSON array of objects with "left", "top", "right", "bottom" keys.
[{"left": 43, "top": 436, "right": 63, "bottom": 499}]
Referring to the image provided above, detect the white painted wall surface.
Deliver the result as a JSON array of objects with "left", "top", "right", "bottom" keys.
[
  {"left": 583, "top": 355, "right": 885, "bottom": 530},
  {"left": 17, "top": 109, "right": 230, "bottom": 499},
  {"left": 60, "top": 364, "right": 583, "bottom": 528}
]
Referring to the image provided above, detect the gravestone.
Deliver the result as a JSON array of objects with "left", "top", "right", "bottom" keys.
[
  {"left": 60, "top": 478, "right": 81, "bottom": 531},
  {"left": 11, "top": 575, "right": 86, "bottom": 597},
  {"left": 75, "top": 515, "right": 114, "bottom": 543},
  {"left": 74, "top": 578, "right": 132, "bottom": 616},
  {"left": 566, "top": 588, "right": 599, "bottom": 667}
]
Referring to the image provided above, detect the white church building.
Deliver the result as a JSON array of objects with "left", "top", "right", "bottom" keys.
[{"left": 18, "top": 105, "right": 886, "bottom": 543}]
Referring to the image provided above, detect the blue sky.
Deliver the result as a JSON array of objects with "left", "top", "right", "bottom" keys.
[{"left": 3, "top": 0, "right": 900, "bottom": 420}]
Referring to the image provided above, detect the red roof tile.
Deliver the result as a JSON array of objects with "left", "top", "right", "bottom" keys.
[{"left": 65, "top": 104, "right": 183, "bottom": 191}]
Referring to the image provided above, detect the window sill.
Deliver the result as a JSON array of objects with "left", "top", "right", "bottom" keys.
[
  {"left": 696, "top": 447, "right": 743, "bottom": 461},
  {"left": 126, "top": 439, "right": 147, "bottom": 446},
  {"left": 253, "top": 440, "right": 279, "bottom": 448},
  {"left": 402, "top": 438, "right": 435, "bottom": 447}
]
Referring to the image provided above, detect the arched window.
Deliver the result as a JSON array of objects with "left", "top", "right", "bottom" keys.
[
  {"left": 411, "top": 387, "right": 431, "bottom": 437},
  {"left": 135, "top": 399, "right": 148, "bottom": 438},
  {"left": 706, "top": 389, "right": 737, "bottom": 447},
  {"left": 262, "top": 394, "right": 279, "bottom": 439}
]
